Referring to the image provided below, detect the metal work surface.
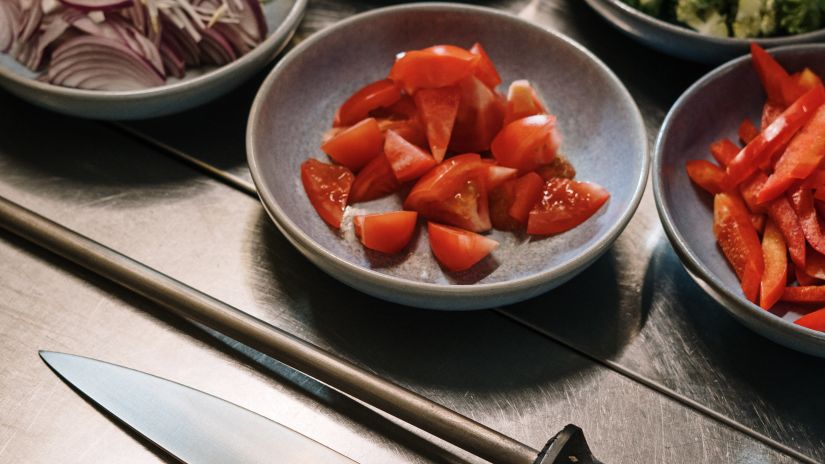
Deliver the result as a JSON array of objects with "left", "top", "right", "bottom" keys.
[{"left": 0, "top": 1, "right": 822, "bottom": 464}]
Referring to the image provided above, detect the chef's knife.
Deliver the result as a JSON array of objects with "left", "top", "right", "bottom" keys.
[{"left": 39, "top": 351, "right": 357, "bottom": 464}]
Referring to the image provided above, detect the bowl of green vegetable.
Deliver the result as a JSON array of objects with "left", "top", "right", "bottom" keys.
[{"left": 584, "top": 0, "right": 825, "bottom": 63}]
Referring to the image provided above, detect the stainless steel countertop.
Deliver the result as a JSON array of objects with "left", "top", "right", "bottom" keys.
[{"left": 1, "top": 1, "right": 822, "bottom": 463}]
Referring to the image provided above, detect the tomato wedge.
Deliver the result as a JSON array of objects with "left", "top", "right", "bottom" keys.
[
  {"left": 760, "top": 219, "right": 787, "bottom": 310},
  {"left": 686, "top": 159, "right": 726, "bottom": 194},
  {"left": 320, "top": 118, "right": 384, "bottom": 171},
  {"left": 384, "top": 130, "right": 438, "bottom": 182},
  {"left": 427, "top": 222, "right": 498, "bottom": 272},
  {"left": 527, "top": 178, "right": 609, "bottom": 235},
  {"left": 389, "top": 45, "right": 479, "bottom": 94},
  {"left": 353, "top": 211, "right": 418, "bottom": 254},
  {"left": 738, "top": 118, "right": 759, "bottom": 145},
  {"left": 795, "top": 307, "right": 825, "bottom": 331},
  {"left": 301, "top": 159, "right": 354, "bottom": 229},
  {"left": 713, "top": 192, "right": 764, "bottom": 303},
  {"left": 349, "top": 154, "right": 399, "bottom": 203},
  {"left": 710, "top": 139, "right": 739, "bottom": 166},
  {"left": 334, "top": 79, "right": 402, "bottom": 127},
  {"left": 504, "top": 80, "right": 546, "bottom": 125},
  {"left": 377, "top": 117, "right": 428, "bottom": 148},
  {"left": 508, "top": 172, "right": 544, "bottom": 223},
  {"left": 469, "top": 42, "right": 501, "bottom": 89},
  {"left": 489, "top": 179, "right": 520, "bottom": 231},
  {"left": 491, "top": 114, "right": 561, "bottom": 173},
  {"left": 483, "top": 161, "right": 518, "bottom": 190},
  {"left": 413, "top": 85, "right": 460, "bottom": 162},
  {"left": 449, "top": 75, "right": 505, "bottom": 153},
  {"left": 536, "top": 155, "right": 576, "bottom": 180}
]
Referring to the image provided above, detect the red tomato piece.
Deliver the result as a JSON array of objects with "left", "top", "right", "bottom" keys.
[
  {"left": 795, "top": 307, "right": 825, "bottom": 331},
  {"left": 710, "top": 139, "right": 739, "bottom": 167},
  {"left": 377, "top": 118, "right": 428, "bottom": 148},
  {"left": 508, "top": 172, "right": 544, "bottom": 223},
  {"left": 750, "top": 43, "right": 792, "bottom": 106},
  {"left": 320, "top": 118, "right": 384, "bottom": 171},
  {"left": 469, "top": 42, "right": 501, "bottom": 89},
  {"left": 686, "top": 159, "right": 727, "bottom": 194},
  {"left": 301, "top": 159, "right": 354, "bottom": 229},
  {"left": 760, "top": 219, "right": 787, "bottom": 310},
  {"left": 483, "top": 161, "right": 518, "bottom": 190},
  {"left": 782, "top": 285, "right": 825, "bottom": 303},
  {"left": 504, "top": 79, "right": 546, "bottom": 125},
  {"left": 427, "top": 222, "right": 498, "bottom": 272},
  {"left": 491, "top": 114, "right": 561, "bottom": 173},
  {"left": 713, "top": 192, "right": 764, "bottom": 303},
  {"left": 413, "top": 86, "right": 461, "bottom": 162},
  {"left": 389, "top": 45, "right": 479, "bottom": 94},
  {"left": 334, "top": 79, "right": 402, "bottom": 127},
  {"left": 349, "top": 154, "right": 399, "bottom": 203},
  {"left": 384, "top": 130, "right": 438, "bottom": 182},
  {"left": 353, "top": 211, "right": 418, "bottom": 254},
  {"left": 738, "top": 118, "right": 759, "bottom": 145},
  {"left": 758, "top": 105, "right": 825, "bottom": 204},
  {"left": 536, "top": 155, "right": 576, "bottom": 180},
  {"left": 761, "top": 101, "right": 784, "bottom": 130},
  {"left": 449, "top": 75, "right": 506, "bottom": 153},
  {"left": 527, "top": 178, "right": 610, "bottom": 235},
  {"left": 405, "top": 153, "right": 491, "bottom": 232},
  {"left": 766, "top": 195, "right": 807, "bottom": 269},
  {"left": 489, "top": 179, "right": 520, "bottom": 231},
  {"left": 790, "top": 187, "right": 825, "bottom": 255}
]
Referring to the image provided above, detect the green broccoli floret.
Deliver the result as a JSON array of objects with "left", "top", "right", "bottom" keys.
[
  {"left": 732, "top": 0, "right": 777, "bottom": 37},
  {"left": 779, "top": 0, "right": 825, "bottom": 34},
  {"left": 622, "top": 0, "right": 666, "bottom": 16},
  {"left": 676, "top": 0, "right": 731, "bottom": 37}
]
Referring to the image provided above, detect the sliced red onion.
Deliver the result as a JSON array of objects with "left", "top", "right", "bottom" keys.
[
  {"left": 199, "top": 27, "right": 235, "bottom": 65},
  {"left": 225, "top": 0, "right": 265, "bottom": 42},
  {"left": 0, "top": 1, "right": 22, "bottom": 53},
  {"left": 211, "top": 22, "right": 252, "bottom": 56},
  {"left": 70, "top": 15, "right": 164, "bottom": 77},
  {"left": 159, "top": 42, "right": 185, "bottom": 78},
  {"left": 160, "top": 12, "right": 199, "bottom": 65},
  {"left": 17, "top": 0, "right": 44, "bottom": 44},
  {"left": 57, "top": 0, "right": 133, "bottom": 12},
  {"left": 15, "top": 13, "right": 73, "bottom": 70},
  {"left": 49, "top": 35, "right": 164, "bottom": 89}
]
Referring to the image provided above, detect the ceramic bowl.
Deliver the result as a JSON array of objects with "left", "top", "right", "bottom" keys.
[
  {"left": 654, "top": 44, "right": 825, "bottom": 357},
  {"left": 247, "top": 2, "right": 648, "bottom": 310},
  {"left": 0, "top": 0, "right": 306, "bottom": 120},
  {"left": 585, "top": 0, "right": 825, "bottom": 64}
]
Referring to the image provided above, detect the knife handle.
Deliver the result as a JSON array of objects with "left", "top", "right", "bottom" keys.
[{"left": 534, "top": 424, "right": 603, "bottom": 464}]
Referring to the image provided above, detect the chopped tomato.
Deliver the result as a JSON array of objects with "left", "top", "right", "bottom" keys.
[
  {"left": 750, "top": 43, "right": 791, "bottom": 106},
  {"left": 790, "top": 187, "right": 825, "bottom": 255},
  {"left": 710, "top": 139, "right": 739, "bottom": 166},
  {"left": 413, "top": 86, "right": 461, "bottom": 162},
  {"left": 353, "top": 211, "right": 418, "bottom": 254},
  {"left": 383, "top": 94, "right": 419, "bottom": 120},
  {"left": 761, "top": 101, "right": 784, "bottom": 129},
  {"left": 389, "top": 45, "right": 479, "bottom": 94},
  {"left": 760, "top": 219, "right": 787, "bottom": 310},
  {"left": 795, "top": 307, "right": 825, "bottom": 331},
  {"left": 469, "top": 42, "right": 501, "bottom": 89},
  {"left": 349, "top": 154, "right": 399, "bottom": 203},
  {"left": 782, "top": 285, "right": 825, "bottom": 303},
  {"left": 320, "top": 118, "right": 384, "bottom": 171},
  {"left": 738, "top": 118, "right": 759, "bottom": 145},
  {"left": 301, "top": 159, "right": 354, "bottom": 229},
  {"left": 383, "top": 130, "right": 438, "bottom": 182},
  {"left": 504, "top": 80, "right": 546, "bottom": 125},
  {"left": 491, "top": 114, "right": 561, "bottom": 173},
  {"left": 713, "top": 192, "right": 764, "bottom": 303},
  {"left": 377, "top": 118, "right": 428, "bottom": 148},
  {"left": 427, "top": 222, "right": 498, "bottom": 272},
  {"left": 334, "top": 79, "right": 401, "bottom": 127},
  {"left": 508, "top": 172, "right": 544, "bottom": 224},
  {"left": 449, "top": 75, "right": 506, "bottom": 153},
  {"left": 686, "top": 159, "right": 726, "bottom": 194},
  {"left": 405, "top": 153, "right": 491, "bottom": 232},
  {"left": 536, "top": 155, "right": 576, "bottom": 180},
  {"left": 766, "top": 195, "right": 807, "bottom": 269},
  {"left": 489, "top": 179, "right": 520, "bottom": 231},
  {"left": 482, "top": 161, "right": 518, "bottom": 190},
  {"left": 527, "top": 178, "right": 609, "bottom": 235}
]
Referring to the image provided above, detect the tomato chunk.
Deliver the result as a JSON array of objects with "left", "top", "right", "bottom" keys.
[
  {"left": 686, "top": 159, "right": 726, "bottom": 194},
  {"left": 536, "top": 155, "right": 576, "bottom": 180},
  {"left": 527, "top": 178, "right": 609, "bottom": 235},
  {"left": 384, "top": 130, "right": 438, "bottom": 182},
  {"left": 760, "top": 219, "right": 787, "bottom": 310},
  {"left": 713, "top": 192, "right": 764, "bottom": 303},
  {"left": 795, "top": 307, "right": 825, "bottom": 331},
  {"left": 504, "top": 80, "right": 546, "bottom": 125},
  {"left": 301, "top": 159, "right": 354, "bottom": 229},
  {"left": 469, "top": 42, "right": 501, "bottom": 89},
  {"left": 449, "top": 76, "right": 505, "bottom": 153},
  {"left": 489, "top": 179, "right": 520, "bottom": 231},
  {"left": 334, "top": 79, "right": 402, "bottom": 127},
  {"left": 427, "top": 222, "right": 498, "bottom": 272},
  {"left": 389, "top": 45, "right": 479, "bottom": 94},
  {"left": 483, "top": 161, "right": 518, "bottom": 190},
  {"left": 353, "top": 211, "right": 418, "bottom": 254},
  {"left": 508, "top": 172, "right": 544, "bottom": 224},
  {"left": 710, "top": 139, "right": 739, "bottom": 167},
  {"left": 349, "top": 154, "right": 399, "bottom": 203},
  {"left": 377, "top": 118, "right": 428, "bottom": 148},
  {"left": 738, "top": 118, "right": 759, "bottom": 145},
  {"left": 414, "top": 86, "right": 460, "bottom": 162},
  {"left": 321, "top": 118, "right": 384, "bottom": 171},
  {"left": 491, "top": 114, "right": 561, "bottom": 173}
]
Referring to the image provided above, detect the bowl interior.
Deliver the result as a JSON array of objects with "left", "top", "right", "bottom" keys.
[{"left": 250, "top": 5, "right": 647, "bottom": 287}]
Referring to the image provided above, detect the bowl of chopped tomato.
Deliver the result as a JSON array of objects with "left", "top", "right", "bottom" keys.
[
  {"left": 655, "top": 43, "right": 825, "bottom": 356},
  {"left": 247, "top": 3, "right": 648, "bottom": 309}
]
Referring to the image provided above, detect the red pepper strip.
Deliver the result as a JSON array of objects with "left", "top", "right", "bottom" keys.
[
  {"left": 714, "top": 192, "right": 764, "bottom": 303},
  {"left": 795, "top": 262, "right": 821, "bottom": 286},
  {"left": 726, "top": 85, "right": 825, "bottom": 187},
  {"left": 760, "top": 219, "right": 787, "bottom": 309},
  {"left": 710, "top": 139, "right": 739, "bottom": 167},
  {"left": 758, "top": 105, "right": 825, "bottom": 204},
  {"left": 805, "top": 247, "right": 825, "bottom": 280},
  {"left": 766, "top": 195, "right": 806, "bottom": 269},
  {"left": 816, "top": 188, "right": 825, "bottom": 202},
  {"left": 762, "top": 101, "right": 784, "bottom": 130},
  {"left": 739, "top": 172, "right": 768, "bottom": 214},
  {"left": 790, "top": 186, "right": 825, "bottom": 255},
  {"left": 750, "top": 213, "right": 766, "bottom": 233},
  {"left": 739, "top": 118, "right": 759, "bottom": 145},
  {"left": 686, "top": 160, "right": 726, "bottom": 194},
  {"left": 800, "top": 168, "right": 825, "bottom": 188},
  {"left": 795, "top": 306, "right": 825, "bottom": 331},
  {"left": 750, "top": 43, "right": 791, "bottom": 106},
  {"left": 782, "top": 286, "right": 825, "bottom": 303}
]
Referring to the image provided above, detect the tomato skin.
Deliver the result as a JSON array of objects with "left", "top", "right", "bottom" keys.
[
  {"left": 334, "top": 79, "right": 402, "bottom": 127},
  {"left": 713, "top": 192, "right": 764, "bottom": 303},
  {"left": 508, "top": 172, "right": 544, "bottom": 223},
  {"left": 321, "top": 118, "right": 384, "bottom": 171},
  {"left": 413, "top": 85, "right": 461, "bottom": 162},
  {"left": 795, "top": 306, "right": 825, "bottom": 331},
  {"left": 389, "top": 45, "right": 479, "bottom": 94},
  {"left": 301, "top": 159, "right": 354, "bottom": 229},
  {"left": 469, "top": 42, "right": 501, "bottom": 89},
  {"left": 527, "top": 178, "right": 609, "bottom": 235},
  {"left": 686, "top": 159, "right": 727, "bottom": 194},
  {"left": 489, "top": 179, "right": 520, "bottom": 231},
  {"left": 483, "top": 161, "right": 518, "bottom": 190},
  {"left": 349, "top": 154, "right": 399, "bottom": 203},
  {"left": 760, "top": 219, "right": 787, "bottom": 310},
  {"left": 491, "top": 114, "right": 560, "bottom": 173},
  {"left": 427, "top": 222, "right": 498, "bottom": 272},
  {"left": 384, "top": 130, "right": 438, "bottom": 182},
  {"left": 353, "top": 211, "right": 418, "bottom": 254},
  {"left": 504, "top": 80, "right": 546, "bottom": 125},
  {"left": 536, "top": 155, "right": 576, "bottom": 180}
]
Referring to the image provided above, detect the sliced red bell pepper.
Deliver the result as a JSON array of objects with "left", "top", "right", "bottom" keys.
[
  {"left": 750, "top": 213, "right": 766, "bottom": 233},
  {"left": 739, "top": 172, "right": 768, "bottom": 214},
  {"left": 761, "top": 101, "right": 784, "bottom": 130},
  {"left": 805, "top": 247, "right": 825, "bottom": 280},
  {"left": 795, "top": 306, "right": 825, "bottom": 331},
  {"left": 713, "top": 192, "right": 764, "bottom": 303},
  {"left": 739, "top": 118, "right": 759, "bottom": 145},
  {"left": 686, "top": 160, "right": 727, "bottom": 194},
  {"left": 795, "top": 262, "right": 821, "bottom": 286},
  {"left": 726, "top": 85, "right": 825, "bottom": 187},
  {"left": 800, "top": 168, "right": 825, "bottom": 189},
  {"left": 790, "top": 186, "right": 825, "bottom": 255},
  {"left": 760, "top": 219, "right": 787, "bottom": 309},
  {"left": 750, "top": 43, "right": 791, "bottom": 106},
  {"left": 781, "top": 68, "right": 824, "bottom": 107},
  {"left": 766, "top": 195, "right": 806, "bottom": 269},
  {"left": 757, "top": 105, "right": 825, "bottom": 204},
  {"left": 782, "top": 285, "right": 825, "bottom": 303},
  {"left": 710, "top": 139, "right": 739, "bottom": 166}
]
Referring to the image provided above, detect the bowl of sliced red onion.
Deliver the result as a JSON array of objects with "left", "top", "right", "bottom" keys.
[{"left": 0, "top": 0, "right": 305, "bottom": 119}]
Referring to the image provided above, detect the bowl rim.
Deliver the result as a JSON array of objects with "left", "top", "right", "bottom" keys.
[
  {"left": 653, "top": 43, "right": 825, "bottom": 343},
  {"left": 246, "top": 1, "right": 649, "bottom": 299},
  {"left": 587, "top": 0, "right": 825, "bottom": 46},
  {"left": 0, "top": 0, "right": 307, "bottom": 101}
]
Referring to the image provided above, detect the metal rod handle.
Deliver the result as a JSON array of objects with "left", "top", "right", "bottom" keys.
[{"left": 0, "top": 195, "right": 538, "bottom": 464}]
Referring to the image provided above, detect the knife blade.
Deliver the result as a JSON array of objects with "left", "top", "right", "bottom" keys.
[{"left": 40, "top": 351, "right": 357, "bottom": 464}]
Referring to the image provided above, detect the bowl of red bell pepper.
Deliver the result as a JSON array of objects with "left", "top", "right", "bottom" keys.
[{"left": 655, "top": 43, "right": 825, "bottom": 356}]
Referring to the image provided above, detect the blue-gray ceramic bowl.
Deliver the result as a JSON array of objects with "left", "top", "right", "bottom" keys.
[
  {"left": 0, "top": 0, "right": 306, "bottom": 120},
  {"left": 585, "top": 0, "right": 825, "bottom": 64},
  {"left": 247, "top": 3, "right": 648, "bottom": 310},
  {"left": 654, "top": 44, "right": 825, "bottom": 357}
]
